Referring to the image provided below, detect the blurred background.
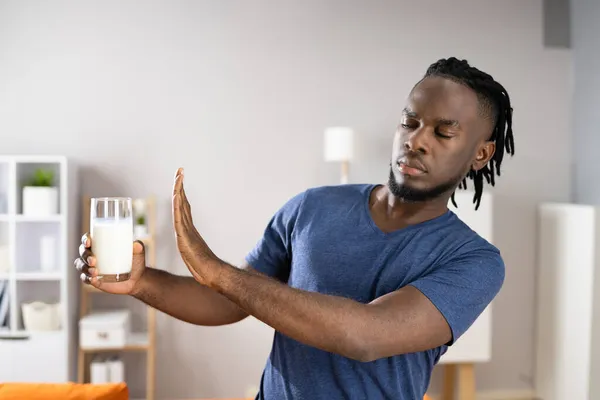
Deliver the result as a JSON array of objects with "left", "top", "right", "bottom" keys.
[{"left": 0, "top": 0, "right": 594, "bottom": 399}]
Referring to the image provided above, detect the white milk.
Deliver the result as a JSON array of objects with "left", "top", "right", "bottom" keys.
[{"left": 91, "top": 217, "right": 133, "bottom": 275}]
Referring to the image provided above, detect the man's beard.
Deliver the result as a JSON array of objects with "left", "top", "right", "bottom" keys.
[{"left": 387, "top": 166, "right": 463, "bottom": 203}]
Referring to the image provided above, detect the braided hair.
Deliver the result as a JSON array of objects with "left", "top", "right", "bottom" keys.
[{"left": 422, "top": 57, "right": 515, "bottom": 210}]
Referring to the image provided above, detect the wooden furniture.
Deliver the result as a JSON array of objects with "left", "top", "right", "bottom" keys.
[
  {"left": 535, "top": 203, "right": 600, "bottom": 400},
  {"left": 436, "top": 190, "right": 496, "bottom": 400},
  {"left": 0, "top": 155, "right": 78, "bottom": 382},
  {"left": 77, "top": 195, "right": 156, "bottom": 400}
]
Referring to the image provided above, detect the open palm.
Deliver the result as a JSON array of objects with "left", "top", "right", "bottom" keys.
[{"left": 172, "top": 167, "right": 220, "bottom": 286}]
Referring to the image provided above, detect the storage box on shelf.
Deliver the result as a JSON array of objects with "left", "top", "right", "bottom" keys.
[
  {"left": 80, "top": 310, "right": 132, "bottom": 349},
  {"left": 0, "top": 155, "right": 78, "bottom": 384},
  {"left": 78, "top": 195, "right": 156, "bottom": 400}
]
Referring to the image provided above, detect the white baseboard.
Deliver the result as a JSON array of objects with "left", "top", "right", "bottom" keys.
[{"left": 428, "top": 389, "right": 536, "bottom": 400}]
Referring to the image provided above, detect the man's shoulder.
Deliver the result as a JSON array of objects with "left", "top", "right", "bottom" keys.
[
  {"left": 283, "top": 183, "right": 374, "bottom": 212},
  {"left": 438, "top": 212, "right": 504, "bottom": 270},
  {"left": 274, "top": 183, "right": 373, "bottom": 220}
]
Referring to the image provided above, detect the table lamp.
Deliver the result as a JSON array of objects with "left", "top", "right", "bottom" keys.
[{"left": 324, "top": 127, "right": 354, "bottom": 184}]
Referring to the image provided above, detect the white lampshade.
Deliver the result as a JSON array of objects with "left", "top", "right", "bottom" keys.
[{"left": 324, "top": 127, "right": 354, "bottom": 162}]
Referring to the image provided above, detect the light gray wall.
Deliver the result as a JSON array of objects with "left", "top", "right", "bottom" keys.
[
  {"left": 571, "top": 1, "right": 600, "bottom": 398},
  {"left": 0, "top": 0, "right": 572, "bottom": 398},
  {"left": 572, "top": 0, "right": 600, "bottom": 204}
]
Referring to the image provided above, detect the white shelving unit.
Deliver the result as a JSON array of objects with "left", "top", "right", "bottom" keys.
[{"left": 0, "top": 155, "right": 78, "bottom": 383}]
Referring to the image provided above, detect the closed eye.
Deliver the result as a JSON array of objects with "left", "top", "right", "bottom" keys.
[
  {"left": 400, "top": 121, "right": 418, "bottom": 130},
  {"left": 435, "top": 130, "right": 452, "bottom": 139}
]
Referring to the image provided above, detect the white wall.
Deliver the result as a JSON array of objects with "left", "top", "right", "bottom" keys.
[{"left": 0, "top": 0, "right": 571, "bottom": 398}]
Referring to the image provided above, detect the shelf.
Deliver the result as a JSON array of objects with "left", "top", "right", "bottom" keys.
[
  {"left": 81, "top": 332, "right": 149, "bottom": 353},
  {"left": 0, "top": 329, "right": 63, "bottom": 339},
  {"left": 16, "top": 280, "right": 61, "bottom": 331},
  {"left": 15, "top": 221, "right": 60, "bottom": 274},
  {"left": 15, "top": 271, "right": 61, "bottom": 281},
  {"left": 15, "top": 214, "right": 63, "bottom": 222}
]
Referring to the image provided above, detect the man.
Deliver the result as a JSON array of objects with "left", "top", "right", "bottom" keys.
[{"left": 76, "top": 57, "right": 514, "bottom": 400}]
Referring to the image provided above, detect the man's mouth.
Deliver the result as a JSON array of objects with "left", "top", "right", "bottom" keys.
[{"left": 397, "top": 161, "right": 426, "bottom": 176}]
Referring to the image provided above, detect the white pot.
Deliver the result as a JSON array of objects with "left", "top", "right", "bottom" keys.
[
  {"left": 134, "top": 225, "right": 148, "bottom": 239},
  {"left": 21, "top": 301, "right": 61, "bottom": 331},
  {"left": 22, "top": 186, "right": 58, "bottom": 216}
]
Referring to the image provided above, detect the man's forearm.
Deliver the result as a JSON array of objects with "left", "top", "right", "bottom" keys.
[
  {"left": 132, "top": 267, "right": 248, "bottom": 326},
  {"left": 212, "top": 262, "right": 373, "bottom": 361}
]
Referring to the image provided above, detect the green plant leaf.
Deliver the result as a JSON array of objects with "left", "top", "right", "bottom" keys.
[{"left": 29, "top": 168, "right": 54, "bottom": 187}]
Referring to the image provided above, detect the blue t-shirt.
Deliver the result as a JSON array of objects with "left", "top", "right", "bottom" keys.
[{"left": 245, "top": 184, "right": 505, "bottom": 400}]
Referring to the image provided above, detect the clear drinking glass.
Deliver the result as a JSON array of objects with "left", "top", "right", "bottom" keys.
[{"left": 90, "top": 197, "right": 133, "bottom": 282}]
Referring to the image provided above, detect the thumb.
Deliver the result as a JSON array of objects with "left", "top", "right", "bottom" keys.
[{"left": 133, "top": 240, "right": 145, "bottom": 255}]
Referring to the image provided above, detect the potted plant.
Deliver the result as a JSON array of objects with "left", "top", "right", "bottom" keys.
[
  {"left": 134, "top": 214, "right": 148, "bottom": 238},
  {"left": 22, "top": 168, "right": 58, "bottom": 216},
  {"left": 133, "top": 198, "right": 148, "bottom": 238}
]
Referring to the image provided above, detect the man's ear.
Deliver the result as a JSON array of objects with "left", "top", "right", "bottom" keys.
[{"left": 472, "top": 141, "right": 496, "bottom": 171}]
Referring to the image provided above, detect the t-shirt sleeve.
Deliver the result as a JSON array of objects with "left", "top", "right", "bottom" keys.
[
  {"left": 245, "top": 190, "right": 306, "bottom": 282},
  {"left": 408, "top": 244, "right": 505, "bottom": 345}
]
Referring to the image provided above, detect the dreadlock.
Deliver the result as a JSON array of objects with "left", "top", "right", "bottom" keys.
[{"left": 422, "top": 57, "right": 515, "bottom": 210}]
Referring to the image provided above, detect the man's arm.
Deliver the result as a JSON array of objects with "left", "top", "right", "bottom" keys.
[
  {"left": 131, "top": 262, "right": 260, "bottom": 326},
  {"left": 208, "top": 246, "right": 505, "bottom": 362},
  {"left": 171, "top": 169, "right": 504, "bottom": 360},
  {"left": 212, "top": 262, "right": 451, "bottom": 362}
]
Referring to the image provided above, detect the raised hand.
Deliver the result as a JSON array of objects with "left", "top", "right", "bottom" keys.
[
  {"left": 172, "top": 167, "right": 222, "bottom": 286},
  {"left": 75, "top": 233, "right": 146, "bottom": 295}
]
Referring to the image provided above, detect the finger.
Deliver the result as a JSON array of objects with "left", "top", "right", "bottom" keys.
[
  {"left": 80, "top": 272, "right": 91, "bottom": 285},
  {"left": 81, "top": 233, "right": 91, "bottom": 248},
  {"left": 173, "top": 167, "right": 184, "bottom": 197},
  {"left": 174, "top": 167, "right": 183, "bottom": 180},
  {"left": 172, "top": 191, "right": 182, "bottom": 226},
  {"left": 81, "top": 272, "right": 102, "bottom": 288},
  {"left": 133, "top": 240, "right": 145, "bottom": 255},
  {"left": 180, "top": 177, "right": 193, "bottom": 228},
  {"left": 74, "top": 258, "right": 88, "bottom": 274},
  {"left": 78, "top": 244, "right": 94, "bottom": 265},
  {"left": 172, "top": 179, "right": 184, "bottom": 227}
]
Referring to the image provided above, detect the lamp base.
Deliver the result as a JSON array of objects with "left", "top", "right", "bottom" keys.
[{"left": 340, "top": 161, "right": 349, "bottom": 184}]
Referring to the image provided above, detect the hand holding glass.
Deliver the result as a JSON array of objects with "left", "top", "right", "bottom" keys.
[{"left": 90, "top": 197, "right": 133, "bottom": 282}]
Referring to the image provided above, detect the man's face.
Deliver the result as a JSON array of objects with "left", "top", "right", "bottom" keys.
[{"left": 389, "top": 76, "right": 496, "bottom": 202}]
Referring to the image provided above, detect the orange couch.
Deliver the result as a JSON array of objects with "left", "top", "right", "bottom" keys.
[{"left": 0, "top": 382, "right": 128, "bottom": 400}]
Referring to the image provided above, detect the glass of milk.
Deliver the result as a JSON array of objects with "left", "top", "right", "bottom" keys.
[{"left": 90, "top": 197, "right": 133, "bottom": 282}]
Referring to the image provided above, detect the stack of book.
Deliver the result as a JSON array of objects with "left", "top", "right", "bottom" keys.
[{"left": 0, "top": 280, "right": 9, "bottom": 332}]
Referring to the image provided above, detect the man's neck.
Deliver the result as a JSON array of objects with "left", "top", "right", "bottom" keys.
[{"left": 369, "top": 184, "right": 450, "bottom": 231}]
